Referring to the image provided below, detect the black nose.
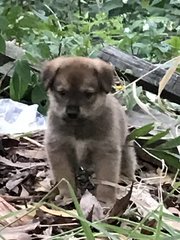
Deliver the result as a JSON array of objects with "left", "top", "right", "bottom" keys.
[{"left": 66, "top": 105, "right": 80, "bottom": 119}]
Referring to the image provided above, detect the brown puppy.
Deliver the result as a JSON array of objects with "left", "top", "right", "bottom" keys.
[{"left": 41, "top": 57, "right": 136, "bottom": 206}]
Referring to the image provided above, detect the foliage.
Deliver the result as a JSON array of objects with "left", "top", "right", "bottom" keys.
[
  {"left": 0, "top": 0, "right": 179, "bottom": 168},
  {"left": 0, "top": 0, "right": 179, "bottom": 108},
  {"left": 128, "top": 123, "right": 180, "bottom": 170}
]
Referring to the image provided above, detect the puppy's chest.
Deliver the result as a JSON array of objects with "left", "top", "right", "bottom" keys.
[{"left": 75, "top": 140, "right": 88, "bottom": 163}]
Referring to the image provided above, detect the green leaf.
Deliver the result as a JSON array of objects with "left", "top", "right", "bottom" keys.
[
  {"left": 10, "top": 72, "right": 19, "bottom": 100},
  {"left": 0, "top": 16, "right": 8, "bottom": 32},
  {"left": 10, "top": 60, "right": 31, "bottom": 101},
  {"left": 102, "top": 1, "right": 123, "bottom": 13},
  {"left": 38, "top": 43, "right": 51, "bottom": 58},
  {"left": 0, "top": 34, "right": 6, "bottom": 54},
  {"left": 31, "top": 84, "right": 47, "bottom": 104},
  {"left": 148, "top": 149, "right": 180, "bottom": 169},
  {"left": 127, "top": 123, "right": 154, "bottom": 141},
  {"left": 19, "top": 14, "right": 38, "bottom": 28},
  {"left": 144, "top": 129, "right": 170, "bottom": 147},
  {"left": 166, "top": 36, "right": 180, "bottom": 51},
  {"left": 33, "top": 10, "right": 48, "bottom": 21},
  {"left": 156, "top": 136, "right": 180, "bottom": 150}
]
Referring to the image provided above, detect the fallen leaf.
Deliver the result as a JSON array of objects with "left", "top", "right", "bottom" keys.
[
  {"left": 20, "top": 185, "right": 29, "bottom": 198},
  {"left": 0, "top": 196, "right": 32, "bottom": 226},
  {"left": 158, "top": 56, "right": 180, "bottom": 100},
  {"left": 168, "top": 207, "right": 180, "bottom": 216},
  {"left": 6, "top": 178, "right": 23, "bottom": 192},
  {"left": 0, "top": 222, "right": 39, "bottom": 240},
  {"left": 0, "top": 232, "right": 31, "bottom": 240},
  {"left": 0, "top": 156, "right": 46, "bottom": 169},
  {"left": 107, "top": 183, "right": 133, "bottom": 223},
  {"left": 16, "top": 148, "right": 46, "bottom": 160},
  {"left": 131, "top": 185, "right": 180, "bottom": 231},
  {"left": 39, "top": 205, "right": 77, "bottom": 218},
  {"left": 35, "top": 177, "right": 51, "bottom": 192},
  {"left": 80, "top": 190, "right": 105, "bottom": 221}
]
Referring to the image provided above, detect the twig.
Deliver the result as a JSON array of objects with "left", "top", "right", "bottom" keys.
[
  {"left": 22, "top": 136, "right": 44, "bottom": 148},
  {"left": 0, "top": 194, "right": 43, "bottom": 202}
]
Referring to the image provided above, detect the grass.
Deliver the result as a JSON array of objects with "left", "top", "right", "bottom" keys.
[{"left": 0, "top": 178, "right": 180, "bottom": 240}]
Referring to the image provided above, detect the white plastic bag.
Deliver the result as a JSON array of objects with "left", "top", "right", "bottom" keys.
[{"left": 0, "top": 99, "right": 46, "bottom": 134}]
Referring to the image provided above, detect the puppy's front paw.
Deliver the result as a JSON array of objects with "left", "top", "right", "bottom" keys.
[{"left": 96, "top": 185, "right": 116, "bottom": 208}]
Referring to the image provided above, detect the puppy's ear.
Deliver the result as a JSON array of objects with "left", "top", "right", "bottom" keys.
[
  {"left": 41, "top": 58, "right": 62, "bottom": 91},
  {"left": 94, "top": 59, "right": 114, "bottom": 93}
]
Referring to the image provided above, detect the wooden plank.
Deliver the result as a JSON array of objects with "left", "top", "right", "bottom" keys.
[
  {"left": 98, "top": 46, "right": 180, "bottom": 104},
  {"left": 0, "top": 42, "right": 40, "bottom": 75}
]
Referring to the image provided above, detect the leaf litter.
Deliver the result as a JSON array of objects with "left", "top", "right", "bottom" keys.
[{"left": 0, "top": 130, "right": 179, "bottom": 239}]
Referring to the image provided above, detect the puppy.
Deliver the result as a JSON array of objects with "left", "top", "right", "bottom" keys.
[{"left": 41, "top": 57, "right": 136, "bottom": 206}]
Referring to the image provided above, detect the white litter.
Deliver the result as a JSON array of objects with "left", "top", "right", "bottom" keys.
[{"left": 0, "top": 99, "right": 46, "bottom": 134}]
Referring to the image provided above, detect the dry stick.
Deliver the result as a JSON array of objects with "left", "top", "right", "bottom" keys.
[
  {"left": 22, "top": 136, "right": 44, "bottom": 148},
  {"left": 0, "top": 194, "right": 43, "bottom": 202},
  {"left": 39, "top": 223, "right": 79, "bottom": 228}
]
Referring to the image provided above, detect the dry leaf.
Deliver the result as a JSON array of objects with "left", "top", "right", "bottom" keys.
[
  {"left": 40, "top": 205, "right": 77, "bottom": 218},
  {"left": 158, "top": 56, "right": 180, "bottom": 99},
  {"left": 80, "top": 190, "right": 105, "bottom": 221},
  {"left": 20, "top": 185, "right": 30, "bottom": 198},
  {"left": 16, "top": 148, "right": 46, "bottom": 160},
  {"left": 35, "top": 177, "right": 51, "bottom": 192},
  {"left": 131, "top": 186, "right": 180, "bottom": 231},
  {"left": 0, "top": 222, "right": 39, "bottom": 240},
  {"left": 0, "top": 196, "right": 32, "bottom": 226},
  {"left": 0, "top": 232, "right": 31, "bottom": 240},
  {"left": 6, "top": 176, "right": 26, "bottom": 191},
  {"left": 132, "top": 82, "right": 156, "bottom": 120},
  {"left": 0, "top": 156, "right": 46, "bottom": 169},
  {"left": 107, "top": 183, "right": 133, "bottom": 223}
]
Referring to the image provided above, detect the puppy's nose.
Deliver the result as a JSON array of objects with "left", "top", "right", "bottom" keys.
[{"left": 66, "top": 106, "right": 80, "bottom": 119}]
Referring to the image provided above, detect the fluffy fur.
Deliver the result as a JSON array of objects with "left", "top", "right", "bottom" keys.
[{"left": 41, "top": 57, "right": 136, "bottom": 206}]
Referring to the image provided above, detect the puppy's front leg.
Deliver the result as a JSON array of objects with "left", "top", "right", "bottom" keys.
[
  {"left": 121, "top": 140, "right": 136, "bottom": 181},
  {"left": 46, "top": 144, "right": 76, "bottom": 202},
  {"left": 93, "top": 145, "right": 121, "bottom": 207}
]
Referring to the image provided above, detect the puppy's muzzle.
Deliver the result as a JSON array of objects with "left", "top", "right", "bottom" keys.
[{"left": 65, "top": 105, "right": 80, "bottom": 120}]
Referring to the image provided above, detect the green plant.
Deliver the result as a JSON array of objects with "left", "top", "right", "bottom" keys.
[{"left": 0, "top": 0, "right": 179, "bottom": 113}]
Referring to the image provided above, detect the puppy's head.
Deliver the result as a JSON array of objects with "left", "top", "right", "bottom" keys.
[{"left": 41, "top": 57, "right": 114, "bottom": 121}]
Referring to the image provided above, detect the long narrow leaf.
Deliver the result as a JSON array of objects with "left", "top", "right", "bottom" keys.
[
  {"left": 148, "top": 149, "right": 180, "bottom": 169},
  {"left": 156, "top": 136, "right": 180, "bottom": 150},
  {"left": 158, "top": 56, "right": 180, "bottom": 99},
  {"left": 132, "top": 82, "right": 156, "bottom": 120},
  {"left": 144, "top": 129, "right": 170, "bottom": 147},
  {"left": 0, "top": 34, "right": 5, "bottom": 54},
  {"left": 65, "top": 179, "right": 95, "bottom": 240},
  {"left": 127, "top": 123, "right": 154, "bottom": 141}
]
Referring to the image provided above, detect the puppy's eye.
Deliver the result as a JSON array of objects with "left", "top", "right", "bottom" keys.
[
  {"left": 58, "top": 90, "right": 67, "bottom": 97},
  {"left": 84, "top": 91, "right": 95, "bottom": 99}
]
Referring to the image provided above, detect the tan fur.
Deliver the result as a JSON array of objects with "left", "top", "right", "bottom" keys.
[{"left": 42, "top": 56, "right": 137, "bottom": 206}]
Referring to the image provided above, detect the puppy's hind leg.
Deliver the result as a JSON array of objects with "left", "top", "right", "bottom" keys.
[{"left": 120, "top": 140, "right": 137, "bottom": 181}]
